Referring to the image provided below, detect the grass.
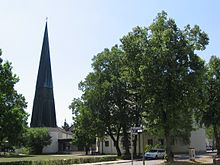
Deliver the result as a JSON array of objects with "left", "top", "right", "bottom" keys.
[{"left": 0, "top": 154, "right": 116, "bottom": 163}]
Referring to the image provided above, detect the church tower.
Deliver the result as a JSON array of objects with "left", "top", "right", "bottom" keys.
[{"left": 30, "top": 22, "right": 57, "bottom": 127}]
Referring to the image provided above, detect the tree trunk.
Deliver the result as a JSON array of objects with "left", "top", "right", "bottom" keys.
[
  {"left": 214, "top": 125, "right": 220, "bottom": 155},
  {"left": 165, "top": 129, "right": 174, "bottom": 162},
  {"left": 114, "top": 141, "right": 122, "bottom": 156},
  {"left": 216, "top": 138, "right": 220, "bottom": 155},
  {"left": 85, "top": 146, "right": 89, "bottom": 155},
  {"left": 133, "top": 135, "right": 137, "bottom": 156},
  {"left": 108, "top": 129, "right": 122, "bottom": 156},
  {"left": 133, "top": 104, "right": 141, "bottom": 157},
  {"left": 213, "top": 133, "right": 215, "bottom": 151},
  {"left": 33, "top": 145, "right": 43, "bottom": 154},
  {"left": 102, "top": 140, "right": 104, "bottom": 154},
  {"left": 122, "top": 125, "right": 130, "bottom": 156}
]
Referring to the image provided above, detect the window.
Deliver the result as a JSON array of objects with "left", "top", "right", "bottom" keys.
[
  {"left": 148, "top": 139, "right": 153, "bottom": 145},
  {"left": 105, "top": 141, "right": 109, "bottom": 147}
]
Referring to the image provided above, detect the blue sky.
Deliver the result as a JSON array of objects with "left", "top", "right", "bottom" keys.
[{"left": 0, "top": 0, "right": 219, "bottom": 127}]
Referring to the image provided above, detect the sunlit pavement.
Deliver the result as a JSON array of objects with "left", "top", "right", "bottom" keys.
[
  {"left": 78, "top": 152, "right": 215, "bottom": 165},
  {"left": 116, "top": 159, "right": 164, "bottom": 165},
  {"left": 173, "top": 153, "right": 214, "bottom": 164},
  {"left": 78, "top": 159, "right": 164, "bottom": 165}
]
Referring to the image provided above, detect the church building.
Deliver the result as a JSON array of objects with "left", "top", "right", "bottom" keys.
[{"left": 30, "top": 22, "right": 74, "bottom": 153}]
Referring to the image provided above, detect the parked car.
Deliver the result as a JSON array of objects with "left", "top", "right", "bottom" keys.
[{"left": 144, "top": 149, "right": 165, "bottom": 159}]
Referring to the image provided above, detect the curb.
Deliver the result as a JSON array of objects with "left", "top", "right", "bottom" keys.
[{"left": 78, "top": 160, "right": 131, "bottom": 165}]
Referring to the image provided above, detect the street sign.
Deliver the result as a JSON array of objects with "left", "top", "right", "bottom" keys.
[
  {"left": 131, "top": 127, "right": 142, "bottom": 131},
  {"left": 130, "top": 126, "right": 143, "bottom": 165}
]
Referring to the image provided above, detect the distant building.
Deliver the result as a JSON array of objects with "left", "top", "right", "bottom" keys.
[
  {"left": 30, "top": 21, "right": 74, "bottom": 153},
  {"left": 98, "top": 128, "right": 206, "bottom": 154}
]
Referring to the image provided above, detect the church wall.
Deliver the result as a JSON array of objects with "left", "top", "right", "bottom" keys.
[
  {"left": 58, "top": 131, "right": 72, "bottom": 139},
  {"left": 43, "top": 131, "right": 59, "bottom": 153}
]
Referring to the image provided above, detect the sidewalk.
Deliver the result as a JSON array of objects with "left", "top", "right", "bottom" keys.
[
  {"left": 78, "top": 153, "right": 215, "bottom": 165},
  {"left": 78, "top": 159, "right": 131, "bottom": 165},
  {"left": 174, "top": 153, "right": 214, "bottom": 164}
]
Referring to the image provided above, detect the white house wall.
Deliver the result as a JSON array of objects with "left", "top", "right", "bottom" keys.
[
  {"left": 58, "top": 131, "right": 72, "bottom": 139},
  {"left": 190, "top": 128, "right": 206, "bottom": 152},
  {"left": 99, "top": 128, "right": 206, "bottom": 154},
  {"left": 172, "top": 128, "right": 206, "bottom": 153},
  {"left": 101, "top": 136, "right": 119, "bottom": 154},
  {"left": 100, "top": 135, "right": 145, "bottom": 154}
]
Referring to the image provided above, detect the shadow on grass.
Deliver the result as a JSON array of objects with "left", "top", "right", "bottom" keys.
[{"left": 0, "top": 154, "right": 34, "bottom": 158}]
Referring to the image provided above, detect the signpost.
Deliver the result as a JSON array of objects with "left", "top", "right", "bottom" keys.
[{"left": 130, "top": 127, "right": 143, "bottom": 165}]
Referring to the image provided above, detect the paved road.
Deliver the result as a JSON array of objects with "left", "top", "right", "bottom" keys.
[
  {"left": 80, "top": 159, "right": 164, "bottom": 165},
  {"left": 111, "top": 160, "right": 164, "bottom": 165},
  {"left": 108, "top": 160, "right": 164, "bottom": 165}
]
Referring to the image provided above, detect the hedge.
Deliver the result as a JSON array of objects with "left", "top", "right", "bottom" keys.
[{"left": 0, "top": 156, "right": 118, "bottom": 165}]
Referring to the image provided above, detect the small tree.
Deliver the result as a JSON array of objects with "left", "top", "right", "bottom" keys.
[{"left": 24, "top": 128, "right": 51, "bottom": 154}]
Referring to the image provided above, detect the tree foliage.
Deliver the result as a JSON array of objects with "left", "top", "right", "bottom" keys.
[
  {"left": 137, "top": 11, "right": 208, "bottom": 161},
  {"left": 77, "top": 46, "right": 140, "bottom": 156},
  {"left": 205, "top": 127, "right": 214, "bottom": 140},
  {"left": 202, "top": 56, "right": 220, "bottom": 155},
  {"left": 70, "top": 11, "right": 209, "bottom": 161},
  {"left": 23, "top": 128, "right": 51, "bottom": 154},
  {"left": 69, "top": 98, "right": 97, "bottom": 155},
  {"left": 0, "top": 50, "right": 28, "bottom": 148}
]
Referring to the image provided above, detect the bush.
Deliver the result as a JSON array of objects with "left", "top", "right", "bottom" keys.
[
  {"left": 0, "top": 155, "right": 118, "bottom": 165},
  {"left": 23, "top": 128, "right": 51, "bottom": 154},
  {"left": 15, "top": 147, "right": 30, "bottom": 155}
]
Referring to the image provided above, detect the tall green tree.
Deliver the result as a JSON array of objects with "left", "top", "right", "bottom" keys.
[
  {"left": 137, "top": 12, "right": 208, "bottom": 161},
  {"left": 202, "top": 56, "right": 220, "bottom": 155},
  {"left": 0, "top": 50, "right": 28, "bottom": 148},
  {"left": 120, "top": 26, "right": 148, "bottom": 156},
  {"left": 70, "top": 98, "right": 97, "bottom": 155},
  {"left": 78, "top": 46, "right": 135, "bottom": 156},
  {"left": 70, "top": 11, "right": 208, "bottom": 161}
]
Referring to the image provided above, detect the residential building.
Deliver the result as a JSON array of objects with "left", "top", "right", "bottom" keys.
[{"left": 98, "top": 128, "right": 206, "bottom": 154}]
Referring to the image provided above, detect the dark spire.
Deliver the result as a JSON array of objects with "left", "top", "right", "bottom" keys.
[{"left": 30, "top": 22, "right": 57, "bottom": 127}]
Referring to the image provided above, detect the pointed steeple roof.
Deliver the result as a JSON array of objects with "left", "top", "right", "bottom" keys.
[
  {"left": 36, "top": 22, "right": 53, "bottom": 89},
  {"left": 30, "top": 22, "right": 57, "bottom": 127}
]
